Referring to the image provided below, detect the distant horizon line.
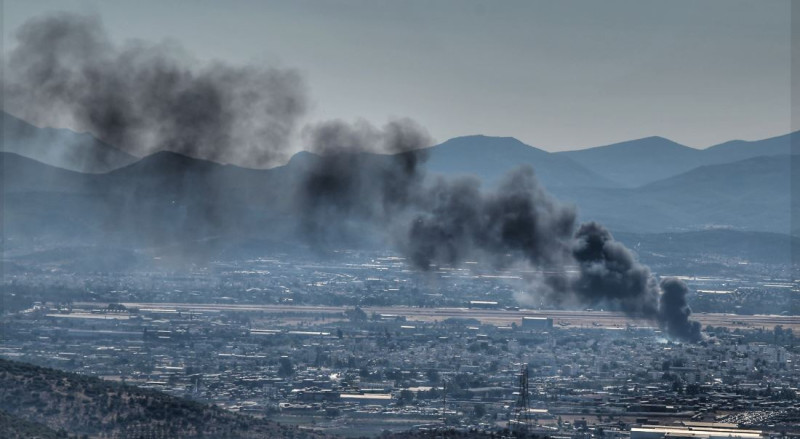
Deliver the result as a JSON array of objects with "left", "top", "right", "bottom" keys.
[
  {"left": 3, "top": 110, "right": 795, "bottom": 163},
  {"left": 444, "top": 130, "right": 797, "bottom": 154}
]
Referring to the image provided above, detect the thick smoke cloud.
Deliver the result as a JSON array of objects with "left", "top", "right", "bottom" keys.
[
  {"left": 659, "top": 278, "right": 703, "bottom": 342},
  {"left": 7, "top": 13, "right": 703, "bottom": 342},
  {"left": 399, "top": 171, "right": 701, "bottom": 341},
  {"left": 570, "top": 223, "right": 660, "bottom": 318},
  {"left": 5, "top": 12, "right": 306, "bottom": 167},
  {"left": 296, "top": 121, "right": 702, "bottom": 341},
  {"left": 569, "top": 223, "right": 701, "bottom": 341},
  {"left": 407, "top": 168, "right": 575, "bottom": 270},
  {"left": 298, "top": 119, "right": 432, "bottom": 244}
]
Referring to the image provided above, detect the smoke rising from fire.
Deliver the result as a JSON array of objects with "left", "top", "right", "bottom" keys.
[
  {"left": 6, "top": 12, "right": 703, "bottom": 342},
  {"left": 298, "top": 119, "right": 432, "bottom": 245},
  {"left": 5, "top": 12, "right": 306, "bottom": 167},
  {"left": 300, "top": 123, "right": 702, "bottom": 341}
]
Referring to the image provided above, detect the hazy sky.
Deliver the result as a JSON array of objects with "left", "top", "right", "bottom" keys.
[{"left": 3, "top": 0, "right": 792, "bottom": 151}]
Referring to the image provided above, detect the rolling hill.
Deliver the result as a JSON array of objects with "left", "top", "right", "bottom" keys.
[
  {"left": 1, "top": 152, "right": 99, "bottom": 193},
  {"left": 614, "top": 229, "right": 799, "bottom": 270},
  {"left": 0, "top": 410, "right": 65, "bottom": 439},
  {"left": 552, "top": 155, "right": 794, "bottom": 234},
  {"left": 559, "top": 132, "right": 796, "bottom": 187},
  {"left": 0, "top": 357, "right": 504, "bottom": 438},
  {"left": 2, "top": 127, "right": 796, "bottom": 267},
  {"left": 424, "top": 135, "right": 618, "bottom": 189},
  {"left": 0, "top": 357, "right": 326, "bottom": 438},
  {"left": 557, "top": 136, "right": 699, "bottom": 187},
  {"left": 1, "top": 111, "right": 137, "bottom": 173}
]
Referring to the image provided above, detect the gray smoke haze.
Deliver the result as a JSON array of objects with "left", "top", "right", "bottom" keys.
[
  {"left": 407, "top": 167, "right": 575, "bottom": 270},
  {"left": 6, "top": 13, "right": 702, "bottom": 342},
  {"left": 570, "top": 222, "right": 660, "bottom": 317},
  {"left": 569, "top": 223, "right": 701, "bottom": 341},
  {"left": 5, "top": 12, "right": 306, "bottom": 167},
  {"left": 397, "top": 169, "right": 701, "bottom": 342},
  {"left": 298, "top": 119, "right": 432, "bottom": 245},
  {"left": 296, "top": 121, "right": 703, "bottom": 341},
  {"left": 659, "top": 278, "right": 703, "bottom": 342}
]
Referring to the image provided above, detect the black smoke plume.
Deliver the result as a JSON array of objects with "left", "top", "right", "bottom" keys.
[
  {"left": 659, "top": 278, "right": 703, "bottom": 342},
  {"left": 569, "top": 223, "right": 701, "bottom": 341},
  {"left": 295, "top": 123, "right": 702, "bottom": 341},
  {"left": 397, "top": 169, "right": 701, "bottom": 341},
  {"left": 6, "top": 13, "right": 702, "bottom": 341},
  {"left": 5, "top": 12, "right": 306, "bottom": 167},
  {"left": 407, "top": 168, "right": 575, "bottom": 270},
  {"left": 297, "top": 119, "right": 432, "bottom": 245},
  {"left": 570, "top": 222, "right": 660, "bottom": 318}
]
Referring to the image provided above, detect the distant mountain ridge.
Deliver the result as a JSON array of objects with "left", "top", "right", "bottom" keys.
[
  {"left": 551, "top": 154, "right": 794, "bottom": 235},
  {"left": 3, "top": 110, "right": 793, "bottom": 188},
  {"left": 423, "top": 135, "right": 619, "bottom": 189},
  {"left": 1, "top": 111, "right": 138, "bottom": 173},
  {"left": 2, "top": 112, "right": 796, "bottom": 262},
  {"left": 2, "top": 148, "right": 795, "bottom": 252},
  {"left": 559, "top": 132, "right": 796, "bottom": 187}
]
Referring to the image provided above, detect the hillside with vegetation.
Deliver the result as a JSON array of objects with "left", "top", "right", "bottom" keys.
[
  {"left": 0, "top": 358, "right": 327, "bottom": 439},
  {"left": 0, "top": 409, "right": 68, "bottom": 439}
]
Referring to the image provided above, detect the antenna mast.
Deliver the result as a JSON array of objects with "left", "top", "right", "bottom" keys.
[{"left": 512, "top": 363, "right": 531, "bottom": 435}]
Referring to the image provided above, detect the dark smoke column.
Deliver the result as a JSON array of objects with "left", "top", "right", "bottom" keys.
[
  {"left": 6, "top": 13, "right": 704, "bottom": 343},
  {"left": 569, "top": 223, "right": 703, "bottom": 342},
  {"left": 406, "top": 167, "right": 576, "bottom": 270},
  {"left": 396, "top": 169, "right": 703, "bottom": 342},
  {"left": 658, "top": 278, "right": 703, "bottom": 342},
  {"left": 570, "top": 223, "right": 661, "bottom": 318},
  {"left": 297, "top": 118, "right": 433, "bottom": 246}
]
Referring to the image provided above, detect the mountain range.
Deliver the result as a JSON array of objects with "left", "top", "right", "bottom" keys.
[
  {"left": 5, "top": 110, "right": 794, "bottom": 187},
  {"left": 2, "top": 112, "right": 797, "bottom": 267},
  {"left": 549, "top": 154, "right": 794, "bottom": 235},
  {"left": 422, "top": 135, "right": 617, "bottom": 188},
  {"left": 1, "top": 112, "right": 138, "bottom": 173},
  {"left": 557, "top": 133, "right": 794, "bottom": 187}
]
